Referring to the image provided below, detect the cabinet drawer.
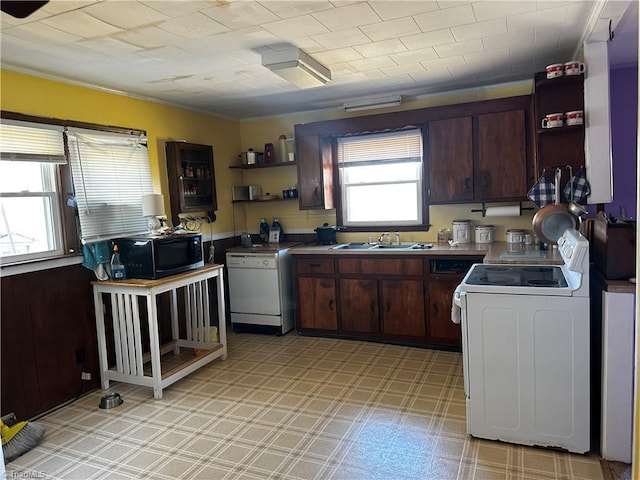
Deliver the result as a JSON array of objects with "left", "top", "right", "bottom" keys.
[
  {"left": 338, "top": 258, "right": 423, "bottom": 276},
  {"left": 296, "top": 258, "right": 335, "bottom": 274}
]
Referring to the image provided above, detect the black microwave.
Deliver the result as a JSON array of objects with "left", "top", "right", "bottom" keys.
[{"left": 113, "top": 233, "right": 204, "bottom": 279}]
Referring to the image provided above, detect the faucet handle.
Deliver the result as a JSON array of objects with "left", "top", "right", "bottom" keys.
[{"left": 395, "top": 232, "right": 400, "bottom": 245}]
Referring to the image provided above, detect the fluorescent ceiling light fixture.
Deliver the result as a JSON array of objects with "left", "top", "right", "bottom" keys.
[
  {"left": 262, "top": 48, "right": 331, "bottom": 89},
  {"left": 344, "top": 95, "right": 403, "bottom": 112}
]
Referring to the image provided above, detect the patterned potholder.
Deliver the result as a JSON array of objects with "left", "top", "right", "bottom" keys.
[
  {"left": 527, "top": 171, "right": 555, "bottom": 208},
  {"left": 563, "top": 168, "right": 591, "bottom": 203}
]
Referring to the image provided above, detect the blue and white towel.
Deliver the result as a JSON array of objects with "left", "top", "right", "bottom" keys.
[
  {"left": 527, "top": 171, "right": 555, "bottom": 208},
  {"left": 563, "top": 168, "right": 591, "bottom": 203}
]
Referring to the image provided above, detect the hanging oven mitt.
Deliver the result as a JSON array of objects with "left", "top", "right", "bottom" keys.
[
  {"left": 563, "top": 168, "right": 591, "bottom": 203},
  {"left": 527, "top": 170, "right": 555, "bottom": 208}
]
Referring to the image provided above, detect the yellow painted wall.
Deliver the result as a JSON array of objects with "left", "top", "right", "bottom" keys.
[
  {"left": 1, "top": 69, "right": 241, "bottom": 239},
  {"left": 3, "top": 69, "right": 538, "bottom": 242},
  {"left": 237, "top": 81, "right": 539, "bottom": 241}
]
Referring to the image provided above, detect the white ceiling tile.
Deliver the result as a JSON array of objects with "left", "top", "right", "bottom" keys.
[
  {"left": 157, "top": 12, "right": 230, "bottom": 38},
  {"left": 261, "top": 15, "right": 330, "bottom": 39},
  {"left": 361, "top": 17, "right": 421, "bottom": 42},
  {"left": 472, "top": 1, "right": 537, "bottom": 22},
  {"left": 40, "top": 10, "right": 124, "bottom": 38},
  {"left": 312, "top": 3, "right": 381, "bottom": 31},
  {"left": 40, "top": 1, "right": 99, "bottom": 16},
  {"left": 482, "top": 29, "right": 534, "bottom": 51},
  {"left": 141, "top": 1, "right": 216, "bottom": 17},
  {"left": 83, "top": 1, "right": 170, "bottom": 29},
  {"left": 507, "top": 5, "right": 571, "bottom": 30},
  {"left": 380, "top": 63, "right": 426, "bottom": 76},
  {"left": 434, "top": 38, "right": 485, "bottom": 58},
  {"left": 420, "top": 55, "right": 466, "bottom": 70},
  {"left": 4, "top": 21, "right": 83, "bottom": 45},
  {"left": 400, "top": 29, "right": 456, "bottom": 50},
  {"left": 349, "top": 55, "right": 397, "bottom": 72},
  {"left": 451, "top": 18, "right": 507, "bottom": 41},
  {"left": 369, "top": 1, "right": 439, "bottom": 21},
  {"left": 258, "top": 1, "right": 335, "bottom": 20},
  {"left": 77, "top": 36, "right": 142, "bottom": 56},
  {"left": 464, "top": 47, "right": 510, "bottom": 66},
  {"left": 114, "top": 25, "right": 185, "bottom": 49},
  {"left": 311, "top": 28, "right": 370, "bottom": 50},
  {"left": 436, "top": 1, "right": 472, "bottom": 10},
  {"left": 199, "top": 2, "right": 280, "bottom": 30},
  {"left": 413, "top": 4, "right": 477, "bottom": 33},
  {"left": 391, "top": 48, "right": 439, "bottom": 65},
  {"left": 353, "top": 39, "right": 408, "bottom": 57},
  {"left": 409, "top": 67, "right": 452, "bottom": 83},
  {"left": 314, "top": 47, "right": 364, "bottom": 64}
]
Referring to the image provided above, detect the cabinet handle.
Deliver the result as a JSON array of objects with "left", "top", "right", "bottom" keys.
[
  {"left": 386, "top": 302, "right": 391, "bottom": 314},
  {"left": 483, "top": 175, "right": 489, "bottom": 189},
  {"left": 371, "top": 301, "right": 375, "bottom": 313},
  {"left": 433, "top": 303, "right": 438, "bottom": 315},
  {"left": 465, "top": 177, "right": 471, "bottom": 190},
  {"left": 329, "top": 299, "right": 334, "bottom": 311}
]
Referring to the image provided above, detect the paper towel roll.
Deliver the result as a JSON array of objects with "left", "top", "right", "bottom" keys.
[{"left": 484, "top": 205, "right": 521, "bottom": 217}]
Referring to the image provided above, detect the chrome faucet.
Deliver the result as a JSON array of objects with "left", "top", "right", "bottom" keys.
[
  {"left": 395, "top": 232, "right": 401, "bottom": 245},
  {"left": 377, "top": 232, "right": 391, "bottom": 244}
]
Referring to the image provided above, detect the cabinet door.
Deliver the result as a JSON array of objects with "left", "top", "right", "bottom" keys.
[
  {"left": 339, "top": 278, "right": 379, "bottom": 334},
  {"left": 296, "top": 135, "right": 334, "bottom": 210},
  {"left": 428, "top": 117, "right": 473, "bottom": 203},
  {"left": 477, "top": 110, "right": 527, "bottom": 200},
  {"left": 297, "top": 277, "right": 338, "bottom": 331},
  {"left": 381, "top": 279, "right": 426, "bottom": 337},
  {"left": 166, "top": 142, "right": 217, "bottom": 226},
  {"left": 427, "top": 275, "right": 463, "bottom": 346}
]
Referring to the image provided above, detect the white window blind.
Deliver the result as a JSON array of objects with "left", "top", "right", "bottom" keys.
[
  {"left": 0, "top": 120, "right": 66, "bottom": 261},
  {"left": 67, "top": 128, "right": 153, "bottom": 242},
  {"left": 337, "top": 129, "right": 423, "bottom": 227}
]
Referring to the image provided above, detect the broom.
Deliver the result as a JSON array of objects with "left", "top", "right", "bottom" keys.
[{"left": 1, "top": 413, "right": 45, "bottom": 464}]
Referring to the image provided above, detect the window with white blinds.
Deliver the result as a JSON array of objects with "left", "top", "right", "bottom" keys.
[
  {"left": 337, "top": 129, "right": 423, "bottom": 227},
  {"left": 0, "top": 120, "right": 66, "bottom": 261},
  {"left": 67, "top": 128, "right": 153, "bottom": 243}
]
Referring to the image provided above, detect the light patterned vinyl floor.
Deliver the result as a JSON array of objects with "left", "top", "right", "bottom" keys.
[{"left": 6, "top": 332, "right": 606, "bottom": 480}]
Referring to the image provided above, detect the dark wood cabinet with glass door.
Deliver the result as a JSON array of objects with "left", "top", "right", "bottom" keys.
[{"left": 166, "top": 141, "right": 217, "bottom": 227}]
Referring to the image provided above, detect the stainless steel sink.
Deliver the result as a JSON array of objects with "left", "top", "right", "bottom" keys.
[{"left": 331, "top": 242, "right": 432, "bottom": 251}]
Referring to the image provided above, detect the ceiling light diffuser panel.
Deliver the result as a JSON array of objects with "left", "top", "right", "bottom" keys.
[{"left": 262, "top": 48, "right": 331, "bottom": 89}]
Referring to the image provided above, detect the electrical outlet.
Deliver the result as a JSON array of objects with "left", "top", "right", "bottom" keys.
[{"left": 81, "top": 372, "right": 92, "bottom": 381}]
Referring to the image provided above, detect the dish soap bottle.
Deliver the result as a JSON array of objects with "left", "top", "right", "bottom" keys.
[
  {"left": 272, "top": 217, "right": 285, "bottom": 242},
  {"left": 110, "top": 244, "right": 126, "bottom": 280},
  {"left": 259, "top": 217, "right": 270, "bottom": 243}
]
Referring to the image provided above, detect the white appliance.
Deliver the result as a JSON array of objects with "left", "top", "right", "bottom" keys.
[
  {"left": 452, "top": 229, "right": 590, "bottom": 453},
  {"left": 226, "top": 246, "right": 295, "bottom": 335}
]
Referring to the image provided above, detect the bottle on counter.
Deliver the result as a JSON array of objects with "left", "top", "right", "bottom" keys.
[
  {"left": 272, "top": 217, "right": 285, "bottom": 242},
  {"left": 259, "top": 218, "right": 270, "bottom": 243},
  {"left": 110, "top": 244, "right": 126, "bottom": 280}
]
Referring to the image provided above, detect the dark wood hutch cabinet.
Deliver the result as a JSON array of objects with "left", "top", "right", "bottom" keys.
[{"left": 165, "top": 141, "right": 217, "bottom": 226}]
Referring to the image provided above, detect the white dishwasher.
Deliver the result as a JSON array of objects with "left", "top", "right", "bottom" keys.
[{"left": 226, "top": 245, "right": 295, "bottom": 335}]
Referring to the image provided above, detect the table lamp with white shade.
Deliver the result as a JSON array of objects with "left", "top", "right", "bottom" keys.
[{"left": 141, "top": 193, "right": 165, "bottom": 235}]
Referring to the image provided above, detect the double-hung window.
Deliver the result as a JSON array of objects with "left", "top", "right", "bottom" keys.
[
  {"left": 0, "top": 120, "right": 67, "bottom": 262},
  {"left": 337, "top": 128, "right": 424, "bottom": 228},
  {"left": 66, "top": 128, "right": 152, "bottom": 243}
]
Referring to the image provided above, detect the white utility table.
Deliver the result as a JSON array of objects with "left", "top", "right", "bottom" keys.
[{"left": 92, "top": 264, "right": 227, "bottom": 399}]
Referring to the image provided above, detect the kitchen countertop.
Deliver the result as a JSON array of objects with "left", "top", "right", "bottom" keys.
[
  {"left": 288, "top": 242, "right": 564, "bottom": 265},
  {"left": 226, "top": 242, "right": 302, "bottom": 254}
]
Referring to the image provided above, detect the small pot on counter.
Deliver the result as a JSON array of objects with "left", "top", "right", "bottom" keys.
[{"left": 315, "top": 223, "right": 340, "bottom": 244}]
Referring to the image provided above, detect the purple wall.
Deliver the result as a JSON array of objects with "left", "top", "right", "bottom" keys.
[{"left": 607, "top": 65, "right": 638, "bottom": 220}]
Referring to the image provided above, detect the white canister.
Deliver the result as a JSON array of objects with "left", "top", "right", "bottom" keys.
[
  {"left": 474, "top": 225, "right": 495, "bottom": 244},
  {"left": 506, "top": 229, "right": 526, "bottom": 244},
  {"left": 452, "top": 219, "right": 472, "bottom": 244}
]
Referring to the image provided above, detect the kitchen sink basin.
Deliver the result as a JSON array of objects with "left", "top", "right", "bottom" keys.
[{"left": 331, "top": 242, "right": 432, "bottom": 251}]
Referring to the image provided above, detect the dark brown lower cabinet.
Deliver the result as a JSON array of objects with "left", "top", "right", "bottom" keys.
[
  {"left": 427, "top": 274, "right": 465, "bottom": 346},
  {"left": 294, "top": 254, "right": 479, "bottom": 349},
  {"left": 1, "top": 264, "right": 99, "bottom": 420}
]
